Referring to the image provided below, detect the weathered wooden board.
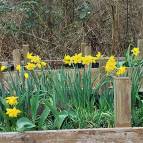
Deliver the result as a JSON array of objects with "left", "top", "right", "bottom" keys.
[
  {"left": 0, "top": 128, "right": 143, "bottom": 143},
  {"left": 114, "top": 77, "right": 131, "bottom": 127},
  {"left": 1, "top": 68, "right": 143, "bottom": 92}
]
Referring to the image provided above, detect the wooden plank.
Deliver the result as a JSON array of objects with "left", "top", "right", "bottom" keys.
[
  {"left": 80, "top": 42, "right": 86, "bottom": 55},
  {"left": 0, "top": 128, "right": 143, "bottom": 143},
  {"left": 84, "top": 45, "right": 91, "bottom": 56},
  {"left": 137, "top": 39, "right": 143, "bottom": 59},
  {"left": 2, "top": 68, "right": 99, "bottom": 80},
  {"left": 12, "top": 49, "right": 21, "bottom": 69},
  {"left": 2, "top": 67, "right": 143, "bottom": 92},
  {"left": 0, "top": 57, "right": 125, "bottom": 70},
  {"left": 0, "top": 63, "right": 3, "bottom": 82},
  {"left": 22, "top": 44, "right": 29, "bottom": 64},
  {"left": 114, "top": 77, "right": 131, "bottom": 127}
]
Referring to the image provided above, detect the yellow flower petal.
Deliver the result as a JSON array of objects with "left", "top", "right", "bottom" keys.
[
  {"left": 24, "top": 73, "right": 29, "bottom": 79},
  {"left": 5, "top": 96, "right": 18, "bottom": 106},
  {"left": 41, "top": 61, "right": 47, "bottom": 67},
  {"left": 64, "top": 55, "right": 72, "bottom": 65},
  {"left": 16, "top": 65, "right": 21, "bottom": 72},
  {"left": 116, "top": 66, "right": 127, "bottom": 76},
  {"left": 131, "top": 47, "right": 140, "bottom": 57},
  {"left": 25, "top": 63, "right": 36, "bottom": 70},
  {"left": 1, "top": 66, "right": 7, "bottom": 72},
  {"left": 105, "top": 56, "right": 117, "bottom": 74},
  {"left": 26, "top": 52, "right": 33, "bottom": 60},
  {"left": 6, "top": 107, "right": 21, "bottom": 118}
]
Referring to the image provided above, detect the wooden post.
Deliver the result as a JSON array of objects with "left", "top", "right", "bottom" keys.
[
  {"left": 81, "top": 42, "right": 86, "bottom": 55},
  {"left": 111, "top": 0, "right": 120, "bottom": 54},
  {"left": 114, "top": 77, "right": 131, "bottom": 127},
  {"left": 81, "top": 42, "right": 92, "bottom": 68},
  {"left": 84, "top": 45, "right": 91, "bottom": 56},
  {"left": 0, "top": 63, "right": 3, "bottom": 82},
  {"left": 80, "top": 42, "right": 91, "bottom": 56},
  {"left": 22, "top": 44, "right": 29, "bottom": 64},
  {"left": 137, "top": 39, "right": 143, "bottom": 59},
  {"left": 12, "top": 49, "right": 21, "bottom": 69}
]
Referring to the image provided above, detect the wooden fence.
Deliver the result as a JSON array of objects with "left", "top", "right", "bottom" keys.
[
  {"left": 0, "top": 41, "right": 142, "bottom": 143},
  {"left": 0, "top": 127, "right": 143, "bottom": 143}
]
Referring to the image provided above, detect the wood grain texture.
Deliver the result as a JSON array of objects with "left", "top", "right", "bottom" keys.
[
  {"left": 114, "top": 77, "right": 131, "bottom": 127},
  {"left": 1, "top": 68, "right": 143, "bottom": 91},
  {"left": 12, "top": 49, "right": 21, "bottom": 69},
  {"left": 22, "top": 44, "right": 29, "bottom": 64},
  {"left": 0, "top": 63, "right": 3, "bottom": 81},
  {"left": 81, "top": 42, "right": 87, "bottom": 56},
  {"left": 0, "top": 128, "right": 143, "bottom": 143},
  {"left": 137, "top": 39, "right": 143, "bottom": 59}
]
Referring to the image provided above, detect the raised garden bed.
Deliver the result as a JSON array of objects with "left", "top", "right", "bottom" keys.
[
  {"left": 0, "top": 128, "right": 143, "bottom": 143},
  {"left": 0, "top": 46, "right": 143, "bottom": 143}
]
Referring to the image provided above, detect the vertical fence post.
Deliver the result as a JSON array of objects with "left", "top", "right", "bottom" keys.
[
  {"left": 81, "top": 42, "right": 86, "bottom": 56},
  {"left": 114, "top": 77, "right": 131, "bottom": 127},
  {"left": 80, "top": 42, "right": 91, "bottom": 56},
  {"left": 81, "top": 42, "right": 92, "bottom": 68},
  {"left": 12, "top": 49, "right": 21, "bottom": 70},
  {"left": 22, "top": 44, "right": 29, "bottom": 64},
  {"left": 137, "top": 39, "right": 143, "bottom": 59},
  {"left": 137, "top": 39, "right": 143, "bottom": 91},
  {"left": 0, "top": 63, "right": 3, "bottom": 82},
  {"left": 84, "top": 45, "right": 91, "bottom": 56},
  {"left": 81, "top": 42, "right": 92, "bottom": 56}
]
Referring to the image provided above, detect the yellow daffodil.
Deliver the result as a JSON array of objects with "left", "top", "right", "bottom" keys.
[
  {"left": 31, "top": 55, "right": 41, "bottom": 63},
  {"left": 26, "top": 52, "right": 33, "bottom": 60},
  {"left": 95, "top": 52, "right": 101, "bottom": 60},
  {"left": 72, "top": 53, "right": 82, "bottom": 64},
  {"left": 82, "top": 55, "right": 93, "bottom": 65},
  {"left": 1, "top": 65, "right": 7, "bottom": 72},
  {"left": 36, "top": 63, "right": 42, "bottom": 69},
  {"left": 25, "top": 63, "right": 36, "bottom": 70},
  {"left": 41, "top": 61, "right": 47, "bottom": 67},
  {"left": 116, "top": 66, "right": 127, "bottom": 76},
  {"left": 131, "top": 47, "right": 140, "bottom": 57},
  {"left": 105, "top": 56, "right": 117, "bottom": 74},
  {"left": 64, "top": 53, "right": 101, "bottom": 65},
  {"left": 64, "top": 55, "right": 72, "bottom": 65},
  {"left": 5, "top": 96, "right": 18, "bottom": 106},
  {"left": 24, "top": 73, "right": 29, "bottom": 79},
  {"left": 16, "top": 65, "right": 21, "bottom": 72},
  {"left": 6, "top": 107, "right": 21, "bottom": 118},
  {"left": 91, "top": 57, "right": 97, "bottom": 63}
]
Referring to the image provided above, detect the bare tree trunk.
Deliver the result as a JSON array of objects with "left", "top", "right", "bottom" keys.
[{"left": 111, "top": 0, "right": 120, "bottom": 55}]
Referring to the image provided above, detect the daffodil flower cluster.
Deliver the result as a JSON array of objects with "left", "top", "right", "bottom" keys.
[
  {"left": 105, "top": 56, "right": 117, "bottom": 74},
  {"left": 116, "top": 66, "right": 127, "bottom": 76},
  {"left": 105, "top": 47, "right": 140, "bottom": 76},
  {"left": 64, "top": 52, "right": 102, "bottom": 65},
  {"left": 15, "top": 53, "right": 47, "bottom": 79},
  {"left": 25, "top": 53, "right": 47, "bottom": 70},
  {"left": 16, "top": 65, "right": 29, "bottom": 79},
  {"left": 105, "top": 56, "right": 127, "bottom": 76},
  {"left": 5, "top": 96, "right": 21, "bottom": 118}
]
